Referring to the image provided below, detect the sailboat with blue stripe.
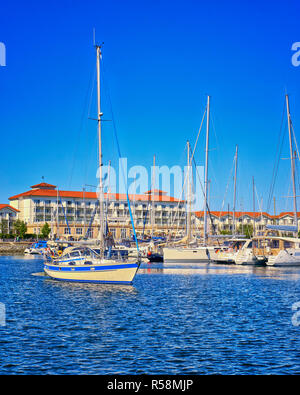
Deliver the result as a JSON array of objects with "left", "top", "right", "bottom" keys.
[{"left": 44, "top": 43, "right": 140, "bottom": 284}]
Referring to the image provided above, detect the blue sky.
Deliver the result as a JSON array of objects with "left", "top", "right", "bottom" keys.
[{"left": 1, "top": 0, "right": 300, "bottom": 213}]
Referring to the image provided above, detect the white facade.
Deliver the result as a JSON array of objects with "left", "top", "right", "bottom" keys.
[{"left": 0, "top": 205, "right": 19, "bottom": 234}]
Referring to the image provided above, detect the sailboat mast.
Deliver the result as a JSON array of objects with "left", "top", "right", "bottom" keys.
[
  {"left": 203, "top": 95, "right": 210, "bottom": 245},
  {"left": 151, "top": 155, "right": 156, "bottom": 237},
  {"left": 187, "top": 141, "right": 192, "bottom": 241},
  {"left": 233, "top": 145, "right": 238, "bottom": 235},
  {"left": 252, "top": 176, "right": 256, "bottom": 236},
  {"left": 96, "top": 44, "right": 104, "bottom": 246},
  {"left": 286, "top": 94, "right": 298, "bottom": 235}
]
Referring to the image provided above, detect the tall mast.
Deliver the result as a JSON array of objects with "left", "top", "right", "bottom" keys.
[
  {"left": 56, "top": 188, "right": 59, "bottom": 240},
  {"left": 252, "top": 176, "right": 255, "bottom": 236},
  {"left": 151, "top": 155, "right": 156, "bottom": 237},
  {"left": 96, "top": 44, "right": 104, "bottom": 246},
  {"left": 233, "top": 145, "right": 238, "bottom": 235},
  {"left": 286, "top": 94, "right": 298, "bottom": 236},
  {"left": 186, "top": 141, "right": 192, "bottom": 241},
  {"left": 203, "top": 95, "right": 210, "bottom": 245}
]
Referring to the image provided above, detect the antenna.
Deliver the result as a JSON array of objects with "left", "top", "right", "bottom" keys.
[{"left": 93, "top": 28, "right": 104, "bottom": 49}]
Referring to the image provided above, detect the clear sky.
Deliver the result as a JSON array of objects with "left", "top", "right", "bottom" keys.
[{"left": 1, "top": 0, "right": 300, "bottom": 214}]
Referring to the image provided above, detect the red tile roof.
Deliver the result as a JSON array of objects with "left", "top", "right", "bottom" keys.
[
  {"left": 9, "top": 188, "right": 184, "bottom": 203},
  {"left": 195, "top": 210, "right": 300, "bottom": 219},
  {"left": 195, "top": 211, "right": 274, "bottom": 219},
  {"left": 30, "top": 182, "right": 56, "bottom": 189},
  {"left": 0, "top": 204, "right": 20, "bottom": 213},
  {"left": 144, "top": 189, "right": 167, "bottom": 195}
]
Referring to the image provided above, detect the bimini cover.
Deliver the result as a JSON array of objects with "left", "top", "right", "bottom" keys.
[{"left": 266, "top": 225, "right": 298, "bottom": 232}]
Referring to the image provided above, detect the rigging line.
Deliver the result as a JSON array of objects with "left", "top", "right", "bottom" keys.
[
  {"left": 190, "top": 107, "right": 207, "bottom": 163},
  {"left": 169, "top": 110, "right": 207, "bottom": 235},
  {"left": 84, "top": 132, "right": 99, "bottom": 188},
  {"left": 219, "top": 154, "right": 235, "bottom": 220},
  {"left": 170, "top": 147, "right": 193, "bottom": 239},
  {"left": 100, "top": 58, "right": 139, "bottom": 251},
  {"left": 169, "top": 108, "right": 207, "bottom": 232},
  {"left": 296, "top": 159, "right": 300, "bottom": 195},
  {"left": 57, "top": 191, "right": 71, "bottom": 234},
  {"left": 169, "top": 110, "right": 207, "bottom": 236},
  {"left": 255, "top": 185, "right": 263, "bottom": 215},
  {"left": 168, "top": 144, "right": 186, "bottom": 232},
  {"left": 284, "top": 181, "right": 292, "bottom": 212},
  {"left": 267, "top": 121, "right": 287, "bottom": 213},
  {"left": 189, "top": 146, "right": 218, "bottom": 238},
  {"left": 210, "top": 113, "right": 220, "bottom": 153},
  {"left": 291, "top": 122, "right": 300, "bottom": 161},
  {"left": 266, "top": 98, "right": 286, "bottom": 212},
  {"left": 68, "top": 64, "right": 97, "bottom": 189}
]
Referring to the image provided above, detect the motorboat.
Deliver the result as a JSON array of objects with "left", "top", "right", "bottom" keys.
[
  {"left": 253, "top": 233, "right": 300, "bottom": 267},
  {"left": 213, "top": 238, "right": 266, "bottom": 265},
  {"left": 25, "top": 241, "right": 48, "bottom": 255}
]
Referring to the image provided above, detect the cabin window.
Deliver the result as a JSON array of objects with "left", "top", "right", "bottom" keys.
[
  {"left": 284, "top": 241, "right": 292, "bottom": 249},
  {"left": 271, "top": 240, "right": 279, "bottom": 249},
  {"left": 70, "top": 251, "right": 80, "bottom": 257}
]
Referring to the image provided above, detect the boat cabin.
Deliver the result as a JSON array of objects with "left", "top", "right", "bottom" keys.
[{"left": 252, "top": 230, "right": 300, "bottom": 256}]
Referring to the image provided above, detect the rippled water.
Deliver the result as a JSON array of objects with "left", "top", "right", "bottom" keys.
[{"left": 1, "top": 255, "right": 300, "bottom": 374}]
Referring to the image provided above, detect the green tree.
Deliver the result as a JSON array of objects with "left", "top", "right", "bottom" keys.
[
  {"left": 236, "top": 224, "right": 253, "bottom": 238},
  {"left": 14, "top": 220, "right": 27, "bottom": 239},
  {"left": 0, "top": 219, "right": 8, "bottom": 235},
  {"left": 41, "top": 222, "right": 51, "bottom": 239}
]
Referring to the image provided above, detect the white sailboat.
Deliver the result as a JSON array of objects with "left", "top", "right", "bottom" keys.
[
  {"left": 163, "top": 96, "right": 218, "bottom": 264},
  {"left": 44, "top": 44, "right": 140, "bottom": 284},
  {"left": 255, "top": 94, "right": 300, "bottom": 266}
]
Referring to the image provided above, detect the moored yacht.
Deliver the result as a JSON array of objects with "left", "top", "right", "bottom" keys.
[
  {"left": 253, "top": 232, "right": 300, "bottom": 267},
  {"left": 43, "top": 43, "right": 141, "bottom": 284},
  {"left": 213, "top": 238, "right": 266, "bottom": 265},
  {"left": 44, "top": 246, "right": 139, "bottom": 284}
]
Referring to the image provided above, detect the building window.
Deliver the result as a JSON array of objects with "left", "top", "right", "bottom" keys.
[
  {"left": 76, "top": 228, "right": 83, "bottom": 235},
  {"left": 64, "top": 228, "right": 70, "bottom": 235}
]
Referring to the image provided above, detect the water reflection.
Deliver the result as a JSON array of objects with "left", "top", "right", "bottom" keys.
[
  {"left": 140, "top": 261, "right": 300, "bottom": 280},
  {"left": 1, "top": 256, "right": 300, "bottom": 374},
  {"left": 43, "top": 277, "right": 138, "bottom": 296}
]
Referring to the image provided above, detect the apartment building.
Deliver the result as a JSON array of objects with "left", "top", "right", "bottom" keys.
[
  {"left": 9, "top": 183, "right": 186, "bottom": 239},
  {"left": 0, "top": 204, "right": 19, "bottom": 234},
  {"left": 195, "top": 211, "right": 300, "bottom": 235}
]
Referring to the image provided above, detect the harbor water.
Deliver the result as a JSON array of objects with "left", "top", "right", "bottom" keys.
[{"left": 1, "top": 255, "right": 300, "bottom": 374}]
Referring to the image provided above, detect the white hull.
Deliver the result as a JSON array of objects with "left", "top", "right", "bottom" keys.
[
  {"left": 163, "top": 247, "right": 217, "bottom": 263},
  {"left": 24, "top": 248, "right": 44, "bottom": 255},
  {"left": 44, "top": 260, "right": 139, "bottom": 284},
  {"left": 213, "top": 251, "right": 236, "bottom": 264},
  {"left": 266, "top": 249, "right": 300, "bottom": 266}
]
